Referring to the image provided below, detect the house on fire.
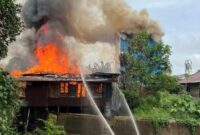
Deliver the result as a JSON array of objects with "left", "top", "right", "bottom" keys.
[
  {"left": 15, "top": 33, "right": 155, "bottom": 116},
  {"left": 16, "top": 73, "right": 119, "bottom": 115}
]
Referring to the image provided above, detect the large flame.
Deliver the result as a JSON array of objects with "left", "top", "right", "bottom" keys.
[{"left": 11, "top": 23, "right": 79, "bottom": 77}]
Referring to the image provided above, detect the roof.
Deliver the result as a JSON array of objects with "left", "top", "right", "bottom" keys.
[
  {"left": 14, "top": 72, "right": 119, "bottom": 82},
  {"left": 179, "top": 71, "right": 200, "bottom": 84}
]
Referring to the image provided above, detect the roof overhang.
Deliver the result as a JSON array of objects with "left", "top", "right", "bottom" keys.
[{"left": 14, "top": 72, "right": 120, "bottom": 82}]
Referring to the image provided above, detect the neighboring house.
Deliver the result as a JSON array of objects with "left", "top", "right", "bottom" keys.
[{"left": 179, "top": 71, "right": 200, "bottom": 98}]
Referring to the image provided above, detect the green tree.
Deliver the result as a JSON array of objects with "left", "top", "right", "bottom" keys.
[
  {"left": 146, "top": 74, "right": 182, "bottom": 93},
  {"left": 0, "top": 69, "right": 22, "bottom": 134},
  {"left": 0, "top": 0, "right": 23, "bottom": 134},
  {"left": 0, "top": 0, "right": 23, "bottom": 59},
  {"left": 120, "top": 32, "right": 178, "bottom": 96}
]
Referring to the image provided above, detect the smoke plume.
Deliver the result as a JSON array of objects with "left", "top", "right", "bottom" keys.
[
  {"left": 22, "top": 0, "right": 163, "bottom": 42},
  {"left": 1, "top": 0, "right": 163, "bottom": 73}
]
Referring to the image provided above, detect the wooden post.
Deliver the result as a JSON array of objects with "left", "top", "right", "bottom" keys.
[{"left": 25, "top": 107, "right": 30, "bottom": 132}]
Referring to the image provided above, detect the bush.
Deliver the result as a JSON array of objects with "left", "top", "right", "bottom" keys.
[
  {"left": 34, "top": 114, "right": 67, "bottom": 135},
  {"left": 123, "top": 87, "right": 140, "bottom": 109},
  {"left": 134, "top": 91, "right": 200, "bottom": 132},
  {"left": 133, "top": 95, "right": 172, "bottom": 121},
  {"left": 123, "top": 74, "right": 182, "bottom": 109},
  {"left": 158, "top": 91, "right": 200, "bottom": 119}
]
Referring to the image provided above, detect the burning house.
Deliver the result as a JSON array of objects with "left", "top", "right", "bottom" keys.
[
  {"left": 0, "top": 0, "right": 164, "bottom": 132},
  {"left": 9, "top": 10, "right": 120, "bottom": 117},
  {"left": 16, "top": 73, "right": 118, "bottom": 113}
]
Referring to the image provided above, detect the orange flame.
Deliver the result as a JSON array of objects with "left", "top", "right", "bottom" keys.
[{"left": 11, "top": 23, "right": 79, "bottom": 77}]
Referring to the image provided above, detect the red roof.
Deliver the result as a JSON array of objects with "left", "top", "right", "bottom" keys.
[{"left": 179, "top": 71, "right": 200, "bottom": 84}]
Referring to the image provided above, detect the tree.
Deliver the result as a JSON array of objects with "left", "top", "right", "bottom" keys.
[
  {"left": 120, "top": 32, "right": 178, "bottom": 96},
  {"left": 0, "top": 0, "right": 23, "bottom": 134},
  {"left": 0, "top": 0, "right": 23, "bottom": 59},
  {"left": 145, "top": 74, "right": 182, "bottom": 94},
  {"left": 0, "top": 69, "right": 22, "bottom": 134}
]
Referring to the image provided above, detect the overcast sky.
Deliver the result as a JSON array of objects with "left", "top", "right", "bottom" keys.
[{"left": 126, "top": 0, "right": 200, "bottom": 75}]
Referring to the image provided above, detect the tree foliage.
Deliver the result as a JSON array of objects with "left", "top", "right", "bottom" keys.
[
  {"left": 0, "top": 0, "right": 23, "bottom": 134},
  {"left": 120, "top": 32, "right": 179, "bottom": 94},
  {"left": 0, "top": 69, "right": 22, "bottom": 134},
  {"left": 145, "top": 74, "right": 182, "bottom": 93},
  {"left": 0, "top": 0, "right": 23, "bottom": 59}
]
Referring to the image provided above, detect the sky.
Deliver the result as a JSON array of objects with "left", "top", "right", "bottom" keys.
[{"left": 126, "top": 0, "right": 200, "bottom": 75}]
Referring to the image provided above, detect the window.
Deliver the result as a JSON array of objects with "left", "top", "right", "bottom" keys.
[
  {"left": 60, "top": 82, "right": 68, "bottom": 94},
  {"left": 90, "top": 83, "right": 104, "bottom": 97},
  {"left": 60, "top": 82, "right": 86, "bottom": 97}
]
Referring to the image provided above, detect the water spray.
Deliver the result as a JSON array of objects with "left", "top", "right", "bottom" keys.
[
  {"left": 114, "top": 86, "right": 140, "bottom": 135},
  {"left": 80, "top": 70, "right": 115, "bottom": 135}
]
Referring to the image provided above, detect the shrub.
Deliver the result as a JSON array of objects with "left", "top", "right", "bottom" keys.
[
  {"left": 123, "top": 84, "right": 140, "bottom": 109},
  {"left": 34, "top": 114, "right": 67, "bottom": 135},
  {"left": 158, "top": 91, "right": 200, "bottom": 119},
  {"left": 134, "top": 91, "right": 200, "bottom": 132}
]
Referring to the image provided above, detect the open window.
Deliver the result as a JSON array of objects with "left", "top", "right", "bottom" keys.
[{"left": 60, "top": 82, "right": 86, "bottom": 97}]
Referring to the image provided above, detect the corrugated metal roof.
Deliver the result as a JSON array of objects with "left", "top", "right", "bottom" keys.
[{"left": 179, "top": 71, "right": 200, "bottom": 84}]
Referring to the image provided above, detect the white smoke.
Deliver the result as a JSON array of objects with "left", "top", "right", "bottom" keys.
[{"left": 64, "top": 36, "right": 117, "bottom": 73}]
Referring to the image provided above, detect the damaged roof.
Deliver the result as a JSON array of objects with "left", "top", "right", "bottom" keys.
[{"left": 14, "top": 72, "right": 119, "bottom": 82}]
